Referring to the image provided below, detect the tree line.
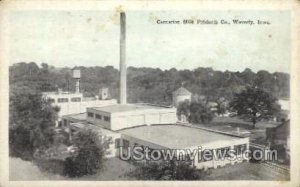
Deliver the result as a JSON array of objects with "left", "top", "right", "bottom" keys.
[{"left": 10, "top": 62, "right": 289, "bottom": 106}]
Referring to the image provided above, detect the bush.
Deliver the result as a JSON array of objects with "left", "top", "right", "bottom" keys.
[
  {"left": 177, "top": 100, "right": 215, "bottom": 124},
  {"left": 63, "top": 129, "right": 106, "bottom": 177},
  {"left": 128, "top": 160, "right": 207, "bottom": 180},
  {"left": 9, "top": 87, "right": 58, "bottom": 160}
]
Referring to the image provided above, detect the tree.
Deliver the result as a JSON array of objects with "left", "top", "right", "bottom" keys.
[
  {"left": 229, "top": 86, "right": 281, "bottom": 128},
  {"left": 177, "top": 99, "right": 215, "bottom": 124},
  {"left": 63, "top": 129, "right": 107, "bottom": 177},
  {"left": 128, "top": 160, "right": 206, "bottom": 180},
  {"left": 9, "top": 85, "right": 59, "bottom": 160},
  {"left": 215, "top": 97, "right": 227, "bottom": 116},
  {"left": 189, "top": 100, "right": 215, "bottom": 124},
  {"left": 176, "top": 100, "right": 190, "bottom": 121}
]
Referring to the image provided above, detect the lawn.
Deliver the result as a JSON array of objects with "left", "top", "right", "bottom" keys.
[
  {"left": 10, "top": 157, "right": 289, "bottom": 181},
  {"left": 10, "top": 157, "right": 136, "bottom": 181},
  {"left": 203, "top": 161, "right": 289, "bottom": 180},
  {"left": 198, "top": 116, "right": 280, "bottom": 145}
]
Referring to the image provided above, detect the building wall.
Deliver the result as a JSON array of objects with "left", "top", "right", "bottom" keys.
[
  {"left": 43, "top": 92, "right": 117, "bottom": 118},
  {"left": 86, "top": 108, "right": 177, "bottom": 131},
  {"left": 117, "top": 133, "right": 168, "bottom": 158},
  {"left": 192, "top": 137, "right": 249, "bottom": 169},
  {"left": 55, "top": 99, "right": 117, "bottom": 118},
  {"left": 86, "top": 108, "right": 112, "bottom": 129},
  {"left": 80, "top": 99, "right": 117, "bottom": 113},
  {"left": 56, "top": 102, "right": 81, "bottom": 117},
  {"left": 172, "top": 95, "right": 191, "bottom": 107},
  {"left": 145, "top": 114, "right": 160, "bottom": 124},
  {"left": 119, "top": 133, "right": 249, "bottom": 170},
  {"left": 160, "top": 112, "right": 178, "bottom": 124},
  {"left": 278, "top": 99, "right": 290, "bottom": 111},
  {"left": 87, "top": 109, "right": 177, "bottom": 130}
]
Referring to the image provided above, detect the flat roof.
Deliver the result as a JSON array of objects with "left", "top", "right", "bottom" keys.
[
  {"left": 118, "top": 124, "right": 242, "bottom": 149},
  {"left": 63, "top": 113, "right": 87, "bottom": 121},
  {"left": 90, "top": 104, "right": 173, "bottom": 113},
  {"left": 70, "top": 122, "right": 120, "bottom": 136},
  {"left": 42, "top": 91, "right": 82, "bottom": 96}
]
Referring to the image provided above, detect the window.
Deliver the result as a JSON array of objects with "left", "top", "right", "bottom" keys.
[
  {"left": 104, "top": 116, "right": 110, "bottom": 122},
  {"left": 88, "top": 112, "right": 94, "bottom": 118},
  {"left": 57, "top": 98, "right": 68, "bottom": 103},
  {"left": 123, "top": 139, "right": 129, "bottom": 148},
  {"left": 115, "top": 138, "right": 121, "bottom": 148},
  {"left": 96, "top": 114, "right": 102, "bottom": 120},
  {"left": 147, "top": 148, "right": 154, "bottom": 157},
  {"left": 71, "top": 97, "right": 81, "bottom": 102},
  {"left": 48, "top": 98, "right": 55, "bottom": 103},
  {"left": 234, "top": 144, "right": 247, "bottom": 155},
  {"left": 217, "top": 146, "right": 231, "bottom": 157}
]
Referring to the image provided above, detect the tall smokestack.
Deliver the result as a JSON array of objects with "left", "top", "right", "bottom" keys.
[{"left": 119, "top": 12, "right": 127, "bottom": 104}]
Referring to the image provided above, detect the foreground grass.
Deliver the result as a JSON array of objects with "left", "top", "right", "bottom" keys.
[
  {"left": 203, "top": 161, "right": 289, "bottom": 180},
  {"left": 9, "top": 157, "right": 136, "bottom": 181}
]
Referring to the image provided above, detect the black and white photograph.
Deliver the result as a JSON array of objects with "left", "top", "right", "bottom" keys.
[{"left": 0, "top": 1, "right": 299, "bottom": 186}]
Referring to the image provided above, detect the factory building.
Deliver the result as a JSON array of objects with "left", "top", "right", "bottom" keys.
[
  {"left": 42, "top": 68, "right": 117, "bottom": 125},
  {"left": 59, "top": 12, "right": 250, "bottom": 169},
  {"left": 42, "top": 90, "right": 117, "bottom": 119},
  {"left": 86, "top": 104, "right": 177, "bottom": 130},
  {"left": 119, "top": 124, "right": 249, "bottom": 169},
  {"left": 62, "top": 111, "right": 249, "bottom": 169},
  {"left": 42, "top": 91, "right": 84, "bottom": 119}
]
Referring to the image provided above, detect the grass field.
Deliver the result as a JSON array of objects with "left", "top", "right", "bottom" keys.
[
  {"left": 199, "top": 116, "right": 280, "bottom": 144},
  {"left": 203, "top": 161, "right": 289, "bottom": 180},
  {"left": 9, "top": 157, "right": 136, "bottom": 181},
  {"left": 10, "top": 157, "right": 289, "bottom": 181}
]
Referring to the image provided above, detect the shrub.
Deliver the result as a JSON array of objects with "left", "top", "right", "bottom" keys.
[{"left": 63, "top": 129, "right": 106, "bottom": 177}]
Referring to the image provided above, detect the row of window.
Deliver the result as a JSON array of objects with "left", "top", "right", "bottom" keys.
[
  {"left": 88, "top": 112, "right": 111, "bottom": 122},
  {"left": 118, "top": 140, "right": 247, "bottom": 162},
  {"left": 51, "top": 97, "right": 82, "bottom": 103},
  {"left": 199, "top": 144, "right": 247, "bottom": 162}
]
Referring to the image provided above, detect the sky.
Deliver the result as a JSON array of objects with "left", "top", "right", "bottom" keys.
[{"left": 10, "top": 10, "right": 290, "bottom": 73}]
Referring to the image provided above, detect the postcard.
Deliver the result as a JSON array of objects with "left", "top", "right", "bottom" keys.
[{"left": 0, "top": 1, "right": 299, "bottom": 187}]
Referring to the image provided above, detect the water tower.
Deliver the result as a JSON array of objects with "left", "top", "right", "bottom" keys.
[{"left": 72, "top": 68, "right": 81, "bottom": 93}]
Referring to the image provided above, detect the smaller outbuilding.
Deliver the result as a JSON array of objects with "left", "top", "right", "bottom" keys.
[{"left": 172, "top": 86, "right": 192, "bottom": 107}]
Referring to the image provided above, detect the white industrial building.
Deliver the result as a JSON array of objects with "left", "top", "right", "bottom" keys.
[
  {"left": 86, "top": 104, "right": 177, "bottom": 130},
  {"left": 59, "top": 12, "right": 250, "bottom": 170},
  {"left": 42, "top": 90, "right": 117, "bottom": 119},
  {"left": 119, "top": 124, "right": 249, "bottom": 169},
  {"left": 42, "top": 68, "right": 117, "bottom": 125}
]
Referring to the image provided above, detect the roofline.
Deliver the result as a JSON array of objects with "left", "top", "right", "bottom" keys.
[
  {"left": 87, "top": 103, "right": 176, "bottom": 113},
  {"left": 118, "top": 123, "right": 246, "bottom": 139},
  {"left": 178, "top": 123, "right": 248, "bottom": 139},
  {"left": 63, "top": 112, "right": 86, "bottom": 117}
]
